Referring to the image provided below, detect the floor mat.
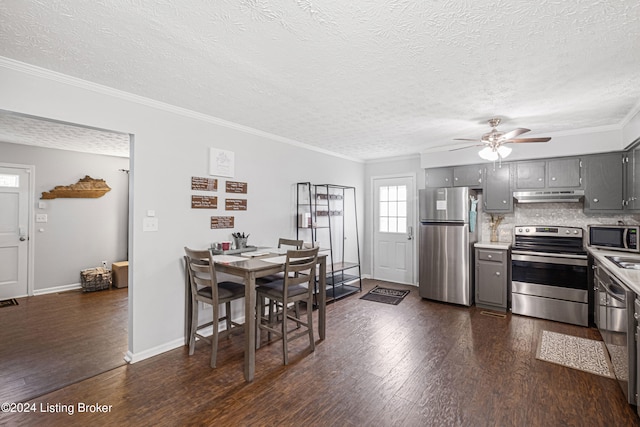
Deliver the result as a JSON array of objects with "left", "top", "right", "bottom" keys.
[
  {"left": 360, "top": 286, "right": 409, "bottom": 305},
  {"left": 536, "top": 330, "right": 615, "bottom": 378}
]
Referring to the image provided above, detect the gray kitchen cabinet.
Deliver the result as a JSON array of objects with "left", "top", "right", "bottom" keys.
[
  {"left": 453, "top": 164, "right": 483, "bottom": 188},
  {"left": 483, "top": 163, "right": 513, "bottom": 213},
  {"left": 515, "top": 158, "right": 582, "bottom": 189},
  {"left": 515, "top": 161, "right": 545, "bottom": 189},
  {"left": 547, "top": 158, "right": 582, "bottom": 188},
  {"left": 425, "top": 167, "right": 452, "bottom": 188},
  {"left": 584, "top": 153, "right": 624, "bottom": 212},
  {"left": 475, "top": 247, "right": 510, "bottom": 311},
  {"left": 624, "top": 148, "right": 640, "bottom": 210}
]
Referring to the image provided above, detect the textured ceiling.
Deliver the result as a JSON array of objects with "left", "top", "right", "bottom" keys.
[
  {"left": 1, "top": 0, "right": 640, "bottom": 160},
  {"left": 0, "top": 111, "right": 130, "bottom": 157}
]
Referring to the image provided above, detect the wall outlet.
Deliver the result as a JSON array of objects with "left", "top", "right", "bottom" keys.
[{"left": 102, "top": 260, "right": 108, "bottom": 270}]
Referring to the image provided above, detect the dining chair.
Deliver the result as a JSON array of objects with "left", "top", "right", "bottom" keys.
[
  {"left": 256, "top": 247, "right": 319, "bottom": 365},
  {"left": 256, "top": 238, "right": 305, "bottom": 330},
  {"left": 184, "top": 247, "right": 245, "bottom": 368}
]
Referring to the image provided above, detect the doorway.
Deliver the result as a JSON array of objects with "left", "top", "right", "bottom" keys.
[
  {"left": 0, "top": 111, "right": 131, "bottom": 402},
  {"left": 372, "top": 175, "right": 416, "bottom": 284},
  {"left": 0, "top": 165, "right": 32, "bottom": 299}
]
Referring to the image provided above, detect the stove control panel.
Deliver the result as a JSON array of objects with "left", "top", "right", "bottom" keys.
[{"left": 514, "top": 226, "right": 583, "bottom": 238}]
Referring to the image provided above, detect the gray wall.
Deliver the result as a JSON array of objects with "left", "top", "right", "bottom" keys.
[{"left": 0, "top": 141, "right": 129, "bottom": 291}]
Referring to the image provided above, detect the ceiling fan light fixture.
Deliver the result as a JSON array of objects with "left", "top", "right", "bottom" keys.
[
  {"left": 478, "top": 146, "right": 499, "bottom": 161},
  {"left": 497, "top": 145, "right": 512, "bottom": 158}
]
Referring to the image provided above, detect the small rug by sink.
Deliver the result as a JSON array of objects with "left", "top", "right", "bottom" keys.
[
  {"left": 360, "top": 286, "right": 409, "bottom": 305},
  {"left": 536, "top": 330, "right": 614, "bottom": 378}
]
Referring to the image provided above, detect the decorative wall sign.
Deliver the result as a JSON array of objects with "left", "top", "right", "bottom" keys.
[
  {"left": 41, "top": 176, "right": 111, "bottom": 199},
  {"left": 191, "top": 176, "right": 218, "bottom": 191},
  {"left": 211, "top": 216, "right": 235, "bottom": 229},
  {"left": 225, "top": 181, "right": 248, "bottom": 194},
  {"left": 225, "top": 198, "right": 247, "bottom": 211},
  {"left": 209, "top": 148, "right": 235, "bottom": 178},
  {"left": 191, "top": 195, "right": 218, "bottom": 209}
]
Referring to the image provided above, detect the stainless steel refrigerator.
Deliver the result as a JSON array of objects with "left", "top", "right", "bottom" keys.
[{"left": 419, "top": 187, "right": 478, "bottom": 306}]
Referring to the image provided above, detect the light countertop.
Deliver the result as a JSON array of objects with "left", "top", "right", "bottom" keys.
[
  {"left": 475, "top": 241, "right": 511, "bottom": 250},
  {"left": 588, "top": 248, "right": 640, "bottom": 295}
]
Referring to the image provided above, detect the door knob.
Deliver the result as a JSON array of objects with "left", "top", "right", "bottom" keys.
[{"left": 19, "top": 236, "right": 26, "bottom": 241}]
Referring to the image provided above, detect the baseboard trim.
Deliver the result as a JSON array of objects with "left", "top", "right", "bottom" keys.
[
  {"left": 33, "top": 283, "right": 82, "bottom": 296},
  {"left": 126, "top": 317, "right": 246, "bottom": 364}
]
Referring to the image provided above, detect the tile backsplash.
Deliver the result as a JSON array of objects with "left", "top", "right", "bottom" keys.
[{"left": 480, "top": 203, "right": 640, "bottom": 243}]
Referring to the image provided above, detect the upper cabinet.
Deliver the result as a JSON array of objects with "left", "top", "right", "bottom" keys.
[
  {"left": 624, "top": 148, "right": 640, "bottom": 210},
  {"left": 425, "top": 165, "right": 483, "bottom": 189},
  {"left": 483, "top": 163, "right": 513, "bottom": 213},
  {"left": 515, "top": 158, "right": 582, "bottom": 190},
  {"left": 453, "top": 165, "right": 483, "bottom": 188},
  {"left": 584, "top": 153, "right": 624, "bottom": 212},
  {"left": 425, "top": 167, "right": 453, "bottom": 188}
]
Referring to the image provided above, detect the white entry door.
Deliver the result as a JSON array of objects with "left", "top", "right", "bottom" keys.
[
  {"left": 373, "top": 176, "right": 415, "bottom": 284},
  {"left": 0, "top": 166, "right": 30, "bottom": 299}
]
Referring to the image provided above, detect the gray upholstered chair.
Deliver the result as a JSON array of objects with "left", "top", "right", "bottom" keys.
[
  {"left": 184, "top": 247, "right": 245, "bottom": 368},
  {"left": 256, "top": 247, "right": 319, "bottom": 365}
]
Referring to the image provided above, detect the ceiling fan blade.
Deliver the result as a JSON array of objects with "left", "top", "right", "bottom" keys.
[
  {"left": 500, "top": 128, "right": 530, "bottom": 141},
  {"left": 453, "top": 138, "right": 481, "bottom": 142},
  {"left": 507, "top": 137, "right": 551, "bottom": 143},
  {"left": 449, "top": 144, "right": 482, "bottom": 152}
]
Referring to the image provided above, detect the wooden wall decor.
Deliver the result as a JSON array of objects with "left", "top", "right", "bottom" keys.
[
  {"left": 191, "top": 195, "right": 217, "bottom": 209},
  {"left": 211, "top": 216, "right": 235, "bottom": 229},
  {"left": 191, "top": 176, "right": 218, "bottom": 191},
  {"left": 225, "top": 198, "right": 247, "bottom": 211},
  {"left": 225, "top": 181, "right": 247, "bottom": 194},
  {"left": 41, "top": 176, "right": 111, "bottom": 199}
]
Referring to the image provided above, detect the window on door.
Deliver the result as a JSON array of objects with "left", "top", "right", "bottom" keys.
[{"left": 379, "top": 185, "right": 407, "bottom": 233}]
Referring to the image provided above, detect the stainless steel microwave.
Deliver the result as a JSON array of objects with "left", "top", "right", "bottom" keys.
[{"left": 587, "top": 225, "right": 640, "bottom": 253}]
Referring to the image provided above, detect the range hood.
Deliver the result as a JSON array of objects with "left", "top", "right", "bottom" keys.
[{"left": 513, "top": 190, "right": 585, "bottom": 203}]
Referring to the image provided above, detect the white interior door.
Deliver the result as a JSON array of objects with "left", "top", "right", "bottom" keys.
[
  {"left": 0, "top": 166, "right": 30, "bottom": 299},
  {"left": 373, "top": 176, "right": 415, "bottom": 284}
]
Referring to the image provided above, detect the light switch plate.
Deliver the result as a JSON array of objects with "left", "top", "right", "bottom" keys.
[
  {"left": 35, "top": 213, "right": 48, "bottom": 223},
  {"left": 143, "top": 217, "right": 158, "bottom": 232}
]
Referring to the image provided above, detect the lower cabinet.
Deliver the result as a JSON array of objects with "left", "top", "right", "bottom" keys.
[{"left": 475, "top": 246, "right": 510, "bottom": 312}]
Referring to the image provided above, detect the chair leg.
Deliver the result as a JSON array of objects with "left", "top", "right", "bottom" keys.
[
  {"left": 282, "top": 305, "right": 289, "bottom": 365},
  {"left": 225, "top": 301, "right": 232, "bottom": 337},
  {"left": 294, "top": 302, "right": 300, "bottom": 329},
  {"left": 256, "top": 295, "right": 263, "bottom": 349},
  {"left": 211, "top": 303, "right": 220, "bottom": 368},
  {"left": 307, "top": 298, "right": 315, "bottom": 352},
  {"left": 189, "top": 295, "right": 199, "bottom": 356}
]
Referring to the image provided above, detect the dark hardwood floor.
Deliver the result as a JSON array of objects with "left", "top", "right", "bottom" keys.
[
  {"left": 0, "top": 287, "right": 128, "bottom": 403},
  {"left": 1, "top": 279, "right": 638, "bottom": 426}
]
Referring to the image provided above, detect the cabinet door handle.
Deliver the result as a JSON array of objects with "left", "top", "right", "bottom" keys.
[
  {"left": 487, "top": 254, "right": 492, "bottom": 259},
  {"left": 502, "top": 200, "right": 507, "bottom": 204},
  {"left": 551, "top": 177, "right": 557, "bottom": 181},
  {"left": 495, "top": 272, "right": 501, "bottom": 276},
  {"left": 593, "top": 198, "right": 599, "bottom": 203}
]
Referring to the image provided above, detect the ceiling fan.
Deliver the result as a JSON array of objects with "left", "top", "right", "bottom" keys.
[{"left": 453, "top": 118, "right": 551, "bottom": 161}]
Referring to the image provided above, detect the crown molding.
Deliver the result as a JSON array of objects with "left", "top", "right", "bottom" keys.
[{"left": 0, "top": 57, "right": 363, "bottom": 163}]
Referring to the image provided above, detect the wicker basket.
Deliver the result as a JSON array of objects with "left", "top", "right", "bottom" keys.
[{"left": 80, "top": 267, "right": 112, "bottom": 292}]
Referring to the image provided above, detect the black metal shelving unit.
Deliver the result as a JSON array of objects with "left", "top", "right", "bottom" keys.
[{"left": 296, "top": 182, "right": 362, "bottom": 302}]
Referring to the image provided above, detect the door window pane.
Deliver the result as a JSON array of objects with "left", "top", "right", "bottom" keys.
[
  {"left": 0, "top": 174, "right": 19, "bottom": 188},
  {"left": 378, "top": 185, "right": 408, "bottom": 233}
]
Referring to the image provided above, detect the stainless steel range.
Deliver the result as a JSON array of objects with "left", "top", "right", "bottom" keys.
[{"left": 511, "top": 226, "right": 589, "bottom": 326}]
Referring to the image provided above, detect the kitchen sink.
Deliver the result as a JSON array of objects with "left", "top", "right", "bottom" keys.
[{"left": 606, "top": 256, "right": 640, "bottom": 270}]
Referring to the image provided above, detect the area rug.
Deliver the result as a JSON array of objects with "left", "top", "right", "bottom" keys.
[
  {"left": 536, "top": 330, "right": 614, "bottom": 378},
  {"left": 0, "top": 298, "right": 18, "bottom": 308},
  {"left": 360, "top": 286, "right": 409, "bottom": 305}
]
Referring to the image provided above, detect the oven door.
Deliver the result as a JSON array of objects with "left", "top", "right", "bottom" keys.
[{"left": 511, "top": 252, "right": 589, "bottom": 326}]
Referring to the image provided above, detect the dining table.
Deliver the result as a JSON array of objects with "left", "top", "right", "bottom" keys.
[{"left": 210, "top": 249, "right": 327, "bottom": 382}]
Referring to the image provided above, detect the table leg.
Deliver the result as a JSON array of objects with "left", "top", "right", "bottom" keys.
[
  {"left": 244, "top": 271, "right": 256, "bottom": 381},
  {"left": 318, "top": 257, "right": 326, "bottom": 340}
]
